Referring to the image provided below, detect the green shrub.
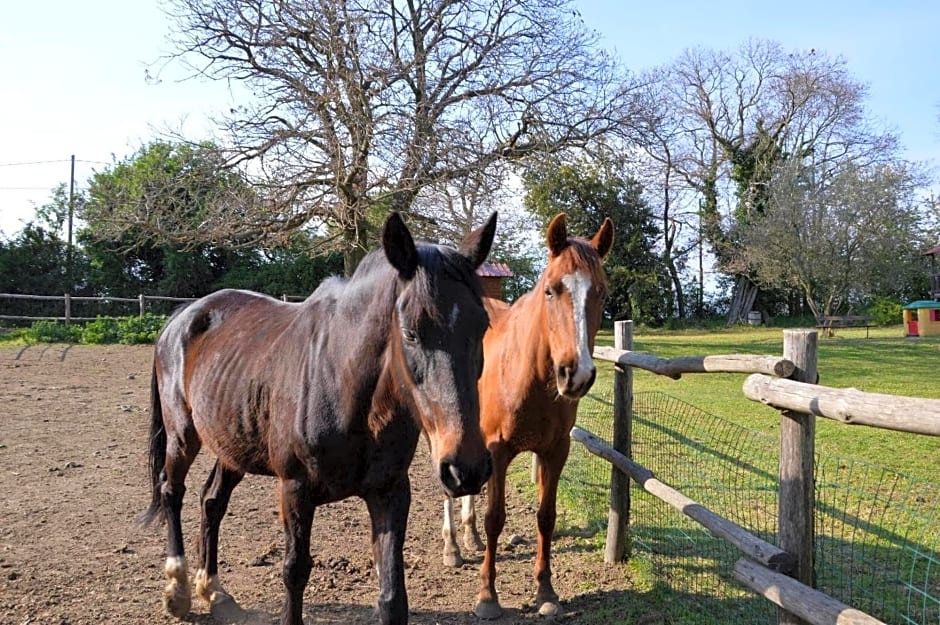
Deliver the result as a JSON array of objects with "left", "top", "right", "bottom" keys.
[
  {"left": 868, "top": 297, "right": 902, "bottom": 327},
  {"left": 116, "top": 314, "right": 166, "bottom": 344},
  {"left": 21, "top": 315, "right": 169, "bottom": 345},
  {"left": 80, "top": 317, "right": 122, "bottom": 344},
  {"left": 26, "top": 320, "right": 81, "bottom": 343}
]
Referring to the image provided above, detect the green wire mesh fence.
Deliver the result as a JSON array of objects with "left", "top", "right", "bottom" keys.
[{"left": 555, "top": 389, "right": 940, "bottom": 625}]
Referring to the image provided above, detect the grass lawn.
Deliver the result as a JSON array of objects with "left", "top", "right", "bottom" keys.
[{"left": 592, "top": 323, "right": 940, "bottom": 482}]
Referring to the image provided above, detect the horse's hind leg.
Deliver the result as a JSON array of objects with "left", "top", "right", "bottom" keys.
[
  {"left": 461, "top": 495, "right": 485, "bottom": 552},
  {"left": 161, "top": 422, "right": 201, "bottom": 618},
  {"left": 194, "top": 459, "right": 244, "bottom": 615},
  {"left": 442, "top": 496, "right": 464, "bottom": 566}
]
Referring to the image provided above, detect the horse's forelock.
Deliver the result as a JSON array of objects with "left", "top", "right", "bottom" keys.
[
  {"left": 398, "top": 244, "right": 483, "bottom": 328},
  {"left": 550, "top": 237, "right": 608, "bottom": 288}
]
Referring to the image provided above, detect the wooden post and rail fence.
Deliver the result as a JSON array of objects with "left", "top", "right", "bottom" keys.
[
  {"left": 5, "top": 296, "right": 937, "bottom": 623},
  {"left": 577, "top": 321, "right": 940, "bottom": 625},
  {"left": 0, "top": 292, "right": 306, "bottom": 324}
]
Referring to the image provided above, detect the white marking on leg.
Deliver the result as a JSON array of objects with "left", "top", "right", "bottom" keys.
[
  {"left": 165, "top": 555, "right": 187, "bottom": 578},
  {"left": 442, "top": 496, "right": 463, "bottom": 566},
  {"left": 195, "top": 567, "right": 233, "bottom": 607},
  {"left": 461, "top": 494, "right": 475, "bottom": 529},
  {"left": 163, "top": 556, "right": 192, "bottom": 618},
  {"left": 443, "top": 497, "right": 456, "bottom": 541},
  {"left": 561, "top": 270, "right": 596, "bottom": 390},
  {"left": 461, "top": 494, "right": 484, "bottom": 551}
]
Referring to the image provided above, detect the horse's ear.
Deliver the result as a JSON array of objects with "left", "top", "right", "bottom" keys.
[
  {"left": 592, "top": 217, "right": 614, "bottom": 259},
  {"left": 382, "top": 212, "right": 418, "bottom": 280},
  {"left": 546, "top": 213, "right": 569, "bottom": 257},
  {"left": 458, "top": 211, "right": 498, "bottom": 269}
]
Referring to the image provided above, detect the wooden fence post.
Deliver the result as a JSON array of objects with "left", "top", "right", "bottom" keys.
[
  {"left": 778, "top": 329, "right": 818, "bottom": 625},
  {"left": 64, "top": 293, "right": 71, "bottom": 325},
  {"left": 139, "top": 294, "right": 146, "bottom": 317},
  {"left": 605, "top": 319, "right": 633, "bottom": 563}
]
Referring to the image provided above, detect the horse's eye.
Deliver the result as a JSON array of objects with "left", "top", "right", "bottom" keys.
[
  {"left": 402, "top": 328, "right": 419, "bottom": 344},
  {"left": 544, "top": 287, "right": 553, "bottom": 299}
]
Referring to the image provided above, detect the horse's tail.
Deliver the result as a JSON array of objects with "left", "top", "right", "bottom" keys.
[{"left": 138, "top": 359, "right": 166, "bottom": 526}]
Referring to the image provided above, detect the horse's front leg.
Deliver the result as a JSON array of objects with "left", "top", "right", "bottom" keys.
[
  {"left": 475, "top": 447, "right": 509, "bottom": 620},
  {"left": 365, "top": 475, "right": 411, "bottom": 625},
  {"left": 533, "top": 443, "right": 570, "bottom": 617},
  {"left": 195, "top": 459, "right": 244, "bottom": 619},
  {"left": 442, "top": 496, "right": 464, "bottom": 567},
  {"left": 279, "top": 478, "right": 315, "bottom": 625}
]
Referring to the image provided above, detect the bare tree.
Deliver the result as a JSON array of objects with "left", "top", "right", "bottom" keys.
[
  {"left": 144, "top": 0, "right": 634, "bottom": 274},
  {"left": 626, "top": 72, "right": 703, "bottom": 318},
  {"left": 745, "top": 158, "right": 927, "bottom": 317},
  {"left": 648, "top": 39, "right": 899, "bottom": 320}
]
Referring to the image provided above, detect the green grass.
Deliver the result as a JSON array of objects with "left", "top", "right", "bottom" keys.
[
  {"left": 502, "top": 323, "right": 940, "bottom": 624},
  {"left": 596, "top": 323, "right": 940, "bottom": 482}
]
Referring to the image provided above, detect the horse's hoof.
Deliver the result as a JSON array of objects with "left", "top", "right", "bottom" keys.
[
  {"left": 464, "top": 531, "right": 485, "bottom": 552},
  {"left": 474, "top": 599, "right": 503, "bottom": 620},
  {"left": 538, "top": 600, "right": 562, "bottom": 617},
  {"left": 443, "top": 551, "right": 464, "bottom": 567},
  {"left": 210, "top": 593, "right": 246, "bottom": 623},
  {"left": 163, "top": 583, "right": 192, "bottom": 618}
]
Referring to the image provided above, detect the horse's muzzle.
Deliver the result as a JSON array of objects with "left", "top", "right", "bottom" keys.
[
  {"left": 556, "top": 364, "right": 597, "bottom": 399},
  {"left": 438, "top": 452, "right": 492, "bottom": 498}
]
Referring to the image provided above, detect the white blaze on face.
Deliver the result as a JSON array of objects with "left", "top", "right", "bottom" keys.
[{"left": 561, "top": 269, "right": 595, "bottom": 390}]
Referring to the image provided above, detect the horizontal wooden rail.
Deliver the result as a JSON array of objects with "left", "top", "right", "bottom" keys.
[
  {"left": 0, "top": 315, "right": 100, "bottom": 322},
  {"left": 743, "top": 374, "right": 940, "bottom": 436},
  {"left": 734, "top": 557, "right": 886, "bottom": 625},
  {"left": 0, "top": 293, "right": 68, "bottom": 301},
  {"left": 593, "top": 346, "right": 795, "bottom": 380},
  {"left": 570, "top": 426, "right": 795, "bottom": 573}
]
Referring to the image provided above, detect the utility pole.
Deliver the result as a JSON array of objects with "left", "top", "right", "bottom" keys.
[{"left": 67, "top": 154, "right": 75, "bottom": 291}]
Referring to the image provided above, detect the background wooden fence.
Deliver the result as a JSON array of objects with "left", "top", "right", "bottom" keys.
[
  {"left": 0, "top": 292, "right": 306, "bottom": 323},
  {"left": 575, "top": 323, "right": 940, "bottom": 625}
]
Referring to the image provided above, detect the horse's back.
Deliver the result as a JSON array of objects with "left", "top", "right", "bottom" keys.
[
  {"left": 159, "top": 288, "right": 306, "bottom": 353},
  {"left": 154, "top": 289, "right": 319, "bottom": 472}
]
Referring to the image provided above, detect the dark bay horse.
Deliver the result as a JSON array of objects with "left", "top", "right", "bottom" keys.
[
  {"left": 140, "top": 212, "right": 497, "bottom": 625},
  {"left": 440, "top": 213, "right": 613, "bottom": 619}
]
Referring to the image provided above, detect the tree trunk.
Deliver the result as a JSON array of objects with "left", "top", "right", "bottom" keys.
[
  {"left": 726, "top": 275, "right": 758, "bottom": 325},
  {"left": 666, "top": 256, "right": 685, "bottom": 319},
  {"left": 342, "top": 221, "right": 367, "bottom": 277}
]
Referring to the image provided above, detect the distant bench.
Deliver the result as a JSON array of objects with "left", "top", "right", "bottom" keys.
[{"left": 815, "top": 315, "right": 876, "bottom": 338}]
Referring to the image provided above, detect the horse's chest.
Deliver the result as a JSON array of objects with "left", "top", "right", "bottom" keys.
[
  {"left": 492, "top": 397, "right": 577, "bottom": 454},
  {"left": 291, "top": 420, "right": 419, "bottom": 502}
]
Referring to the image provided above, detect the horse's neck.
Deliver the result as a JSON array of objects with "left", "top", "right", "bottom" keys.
[
  {"left": 490, "top": 293, "right": 554, "bottom": 390},
  {"left": 315, "top": 275, "right": 397, "bottom": 386}
]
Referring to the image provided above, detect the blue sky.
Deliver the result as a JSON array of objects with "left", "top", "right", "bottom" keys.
[{"left": 2, "top": 0, "right": 938, "bottom": 236}]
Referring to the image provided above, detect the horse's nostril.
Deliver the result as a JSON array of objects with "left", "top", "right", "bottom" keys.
[
  {"left": 439, "top": 460, "right": 462, "bottom": 494},
  {"left": 448, "top": 463, "right": 462, "bottom": 485},
  {"left": 439, "top": 458, "right": 489, "bottom": 497}
]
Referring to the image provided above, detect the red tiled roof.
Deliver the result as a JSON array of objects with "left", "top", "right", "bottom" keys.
[
  {"left": 476, "top": 262, "right": 513, "bottom": 277},
  {"left": 924, "top": 245, "right": 940, "bottom": 256}
]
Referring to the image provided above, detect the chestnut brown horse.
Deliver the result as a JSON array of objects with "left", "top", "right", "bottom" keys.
[
  {"left": 140, "top": 212, "right": 497, "bottom": 625},
  {"left": 441, "top": 213, "right": 613, "bottom": 619}
]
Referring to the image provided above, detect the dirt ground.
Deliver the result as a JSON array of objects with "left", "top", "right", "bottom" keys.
[{"left": 0, "top": 344, "right": 638, "bottom": 625}]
